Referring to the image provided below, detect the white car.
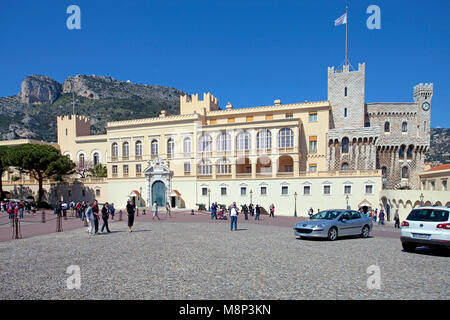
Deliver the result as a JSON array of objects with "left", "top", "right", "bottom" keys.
[{"left": 400, "top": 206, "right": 450, "bottom": 252}]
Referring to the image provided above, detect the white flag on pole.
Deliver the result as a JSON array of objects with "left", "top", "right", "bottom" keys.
[{"left": 334, "top": 13, "right": 347, "bottom": 26}]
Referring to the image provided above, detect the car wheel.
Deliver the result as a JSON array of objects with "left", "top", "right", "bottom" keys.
[
  {"left": 361, "top": 225, "right": 370, "bottom": 238},
  {"left": 327, "top": 227, "right": 338, "bottom": 241},
  {"left": 402, "top": 242, "right": 416, "bottom": 253}
]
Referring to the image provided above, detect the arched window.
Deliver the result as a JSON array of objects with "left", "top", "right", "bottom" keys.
[
  {"left": 342, "top": 137, "right": 349, "bottom": 153},
  {"left": 198, "top": 160, "right": 212, "bottom": 175},
  {"left": 135, "top": 141, "right": 142, "bottom": 156},
  {"left": 183, "top": 137, "right": 191, "bottom": 154},
  {"left": 151, "top": 139, "right": 158, "bottom": 155},
  {"left": 79, "top": 154, "right": 85, "bottom": 167},
  {"left": 237, "top": 131, "right": 251, "bottom": 150},
  {"left": 257, "top": 129, "right": 272, "bottom": 149},
  {"left": 341, "top": 162, "right": 349, "bottom": 171},
  {"left": 217, "top": 133, "right": 231, "bottom": 152},
  {"left": 199, "top": 134, "right": 212, "bottom": 152},
  {"left": 217, "top": 158, "right": 231, "bottom": 174},
  {"left": 402, "top": 122, "right": 408, "bottom": 132},
  {"left": 381, "top": 166, "right": 387, "bottom": 178},
  {"left": 384, "top": 122, "right": 390, "bottom": 132},
  {"left": 399, "top": 145, "right": 406, "bottom": 159},
  {"left": 407, "top": 145, "right": 413, "bottom": 159},
  {"left": 278, "top": 128, "right": 294, "bottom": 148},
  {"left": 402, "top": 166, "right": 409, "bottom": 179},
  {"left": 122, "top": 142, "right": 129, "bottom": 158},
  {"left": 111, "top": 143, "right": 118, "bottom": 158},
  {"left": 167, "top": 138, "right": 175, "bottom": 156},
  {"left": 93, "top": 152, "right": 99, "bottom": 166}
]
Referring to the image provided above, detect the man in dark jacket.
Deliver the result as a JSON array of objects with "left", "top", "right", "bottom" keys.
[
  {"left": 92, "top": 200, "right": 100, "bottom": 234},
  {"left": 126, "top": 200, "right": 136, "bottom": 232},
  {"left": 101, "top": 202, "right": 111, "bottom": 233}
]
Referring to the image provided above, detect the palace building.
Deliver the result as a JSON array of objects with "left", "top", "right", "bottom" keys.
[{"left": 2, "top": 62, "right": 447, "bottom": 220}]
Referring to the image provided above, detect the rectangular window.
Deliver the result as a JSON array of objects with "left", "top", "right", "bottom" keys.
[
  {"left": 210, "top": 119, "right": 217, "bottom": 125},
  {"left": 246, "top": 116, "right": 254, "bottom": 122},
  {"left": 344, "top": 108, "right": 348, "bottom": 118},
  {"left": 260, "top": 186, "right": 267, "bottom": 195},
  {"left": 309, "top": 112, "right": 317, "bottom": 122},
  {"left": 96, "top": 189, "right": 100, "bottom": 197},
  {"left": 82, "top": 189, "right": 85, "bottom": 197},
  {"left": 309, "top": 164, "right": 317, "bottom": 173},
  {"left": 303, "top": 185, "right": 311, "bottom": 195},
  {"left": 281, "top": 186, "right": 289, "bottom": 195},
  {"left": 431, "top": 181, "right": 435, "bottom": 191},
  {"left": 184, "top": 162, "right": 191, "bottom": 173},
  {"left": 285, "top": 113, "right": 293, "bottom": 119},
  {"left": 240, "top": 187, "right": 247, "bottom": 196},
  {"left": 228, "top": 118, "right": 235, "bottom": 123},
  {"left": 344, "top": 185, "right": 352, "bottom": 194},
  {"left": 443, "top": 180, "right": 448, "bottom": 191},
  {"left": 123, "top": 165, "right": 129, "bottom": 175},
  {"left": 136, "top": 164, "right": 142, "bottom": 175},
  {"left": 112, "top": 165, "right": 118, "bottom": 175},
  {"left": 68, "top": 190, "right": 71, "bottom": 197},
  {"left": 365, "top": 185, "right": 373, "bottom": 194},
  {"left": 309, "top": 136, "right": 317, "bottom": 153},
  {"left": 266, "top": 114, "right": 273, "bottom": 120},
  {"left": 202, "top": 187, "right": 208, "bottom": 196},
  {"left": 323, "top": 185, "right": 331, "bottom": 195},
  {"left": 221, "top": 187, "right": 227, "bottom": 196}
]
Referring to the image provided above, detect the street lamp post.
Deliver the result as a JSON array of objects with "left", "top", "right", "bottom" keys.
[
  {"left": 250, "top": 189, "right": 253, "bottom": 205},
  {"left": 420, "top": 193, "right": 424, "bottom": 206},
  {"left": 208, "top": 188, "right": 211, "bottom": 212},
  {"left": 294, "top": 192, "right": 297, "bottom": 217},
  {"left": 346, "top": 194, "right": 350, "bottom": 210}
]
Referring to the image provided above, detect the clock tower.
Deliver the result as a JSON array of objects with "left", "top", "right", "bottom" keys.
[{"left": 413, "top": 83, "right": 433, "bottom": 143}]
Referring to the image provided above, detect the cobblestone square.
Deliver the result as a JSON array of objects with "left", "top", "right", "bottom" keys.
[{"left": 0, "top": 220, "right": 448, "bottom": 300}]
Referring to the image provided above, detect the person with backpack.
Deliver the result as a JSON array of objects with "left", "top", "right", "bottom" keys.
[
  {"left": 255, "top": 204, "right": 261, "bottom": 221},
  {"left": 229, "top": 202, "right": 239, "bottom": 231},
  {"left": 100, "top": 202, "right": 111, "bottom": 233}
]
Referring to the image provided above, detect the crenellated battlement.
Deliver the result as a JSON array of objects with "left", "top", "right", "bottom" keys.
[
  {"left": 413, "top": 83, "right": 433, "bottom": 102},
  {"left": 180, "top": 92, "right": 219, "bottom": 115}
]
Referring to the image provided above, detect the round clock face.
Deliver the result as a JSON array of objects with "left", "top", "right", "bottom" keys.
[{"left": 422, "top": 102, "right": 430, "bottom": 111}]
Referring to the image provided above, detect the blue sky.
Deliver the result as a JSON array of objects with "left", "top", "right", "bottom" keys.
[{"left": 0, "top": 0, "right": 449, "bottom": 127}]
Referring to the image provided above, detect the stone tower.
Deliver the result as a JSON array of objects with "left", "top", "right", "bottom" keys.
[{"left": 328, "top": 63, "right": 366, "bottom": 129}]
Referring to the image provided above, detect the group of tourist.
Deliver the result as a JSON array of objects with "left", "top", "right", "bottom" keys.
[
  {"left": 209, "top": 202, "right": 276, "bottom": 231},
  {"left": 1, "top": 200, "right": 37, "bottom": 219}
]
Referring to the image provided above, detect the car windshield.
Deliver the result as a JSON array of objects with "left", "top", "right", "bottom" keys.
[
  {"left": 311, "top": 210, "right": 341, "bottom": 220},
  {"left": 406, "top": 209, "right": 449, "bottom": 222}
]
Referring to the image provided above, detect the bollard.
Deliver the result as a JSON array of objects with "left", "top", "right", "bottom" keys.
[
  {"left": 136, "top": 208, "right": 139, "bottom": 216},
  {"left": 119, "top": 210, "right": 123, "bottom": 221},
  {"left": 56, "top": 214, "right": 63, "bottom": 232},
  {"left": 12, "top": 216, "right": 22, "bottom": 239},
  {"left": 191, "top": 209, "right": 195, "bottom": 215},
  {"left": 143, "top": 209, "right": 146, "bottom": 215},
  {"left": 41, "top": 211, "right": 45, "bottom": 223}
]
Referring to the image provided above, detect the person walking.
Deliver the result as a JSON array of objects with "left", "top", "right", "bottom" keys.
[
  {"left": 394, "top": 211, "right": 400, "bottom": 229},
  {"left": 308, "top": 207, "right": 314, "bottom": 219},
  {"left": 18, "top": 201, "right": 24, "bottom": 219},
  {"left": 243, "top": 204, "right": 249, "bottom": 220},
  {"left": 373, "top": 210, "right": 377, "bottom": 223},
  {"left": 126, "top": 200, "right": 135, "bottom": 232},
  {"left": 378, "top": 210, "right": 385, "bottom": 225},
  {"left": 152, "top": 201, "right": 160, "bottom": 220},
  {"left": 229, "top": 202, "right": 238, "bottom": 231},
  {"left": 165, "top": 202, "right": 172, "bottom": 218},
  {"left": 101, "top": 202, "right": 111, "bottom": 233},
  {"left": 92, "top": 200, "right": 100, "bottom": 234},
  {"left": 269, "top": 203, "right": 275, "bottom": 218},
  {"left": 249, "top": 203, "right": 254, "bottom": 217},
  {"left": 255, "top": 204, "right": 260, "bottom": 221},
  {"left": 210, "top": 202, "right": 216, "bottom": 220},
  {"left": 85, "top": 203, "right": 94, "bottom": 235},
  {"left": 109, "top": 203, "right": 115, "bottom": 220}
]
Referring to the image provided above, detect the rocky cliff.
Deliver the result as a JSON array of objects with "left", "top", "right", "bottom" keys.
[{"left": 0, "top": 75, "right": 187, "bottom": 141}]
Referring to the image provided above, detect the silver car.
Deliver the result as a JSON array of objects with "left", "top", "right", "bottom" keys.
[{"left": 294, "top": 209, "right": 373, "bottom": 241}]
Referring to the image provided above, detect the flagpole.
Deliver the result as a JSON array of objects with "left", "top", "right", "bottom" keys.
[{"left": 345, "top": 6, "right": 348, "bottom": 66}]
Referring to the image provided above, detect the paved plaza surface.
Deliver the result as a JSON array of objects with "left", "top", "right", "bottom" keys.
[{"left": 0, "top": 217, "right": 448, "bottom": 300}]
